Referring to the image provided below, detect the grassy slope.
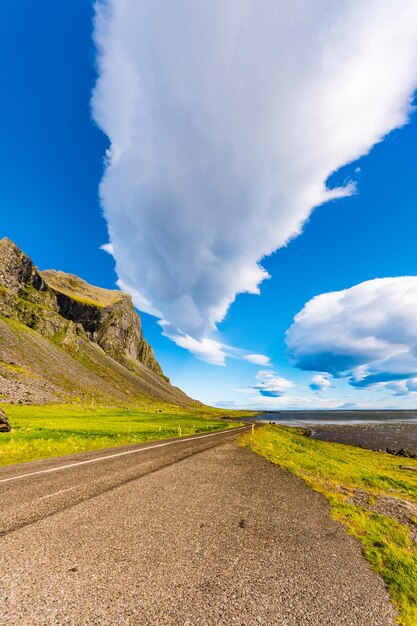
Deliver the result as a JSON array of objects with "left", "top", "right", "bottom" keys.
[
  {"left": 0, "top": 315, "right": 195, "bottom": 406},
  {"left": 242, "top": 425, "right": 417, "bottom": 626},
  {"left": 40, "top": 270, "right": 124, "bottom": 307},
  {"left": 0, "top": 404, "right": 248, "bottom": 467}
]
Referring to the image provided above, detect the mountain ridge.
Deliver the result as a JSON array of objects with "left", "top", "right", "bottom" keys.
[{"left": 0, "top": 238, "right": 196, "bottom": 407}]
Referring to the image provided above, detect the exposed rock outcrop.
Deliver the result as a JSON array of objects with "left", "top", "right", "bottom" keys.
[
  {"left": 0, "top": 238, "right": 47, "bottom": 296},
  {"left": 42, "top": 270, "right": 165, "bottom": 379},
  {"left": 0, "top": 238, "right": 194, "bottom": 406}
]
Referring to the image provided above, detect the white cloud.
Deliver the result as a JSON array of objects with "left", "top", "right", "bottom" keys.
[
  {"left": 100, "top": 242, "right": 114, "bottom": 256},
  {"left": 310, "top": 374, "right": 331, "bottom": 392},
  {"left": 232, "top": 369, "right": 294, "bottom": 397},
  {"left": 118, "top": 278, "right": 162, "bottom": 318},
  {"left": 286, "top": 277, "right": 417, "bottom": 391},
  {"left": 254, "top": 370, "right": 294, "bottom": 397},
  {"left": 244, "top": 354, "right": 271, "bottom": 367},
  {"left": 93, "top": 0, "right": 417, "bottom": 360},
  {"left": 163, "top": 331, "right": 230, "bottom": 366}
]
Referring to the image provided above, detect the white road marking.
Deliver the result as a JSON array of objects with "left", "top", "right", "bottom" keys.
[
  {"left": 0, "top": 426, "right": 250, "bottom": 485},
  {"left": 38, "top": 486, "right": 76, "bottom": 500}
]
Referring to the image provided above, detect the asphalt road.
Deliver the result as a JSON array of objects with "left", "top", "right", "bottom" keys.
[{"left": 0, "top": 426, "right": 396, "bottom": 625}]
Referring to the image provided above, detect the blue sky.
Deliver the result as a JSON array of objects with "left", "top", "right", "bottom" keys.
[{"left": 3, "top": 1, "right": 417, "bottom": 409}]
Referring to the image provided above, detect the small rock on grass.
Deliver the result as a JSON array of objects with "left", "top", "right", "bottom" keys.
[{"left": 0, "top": 407, "right": 11, "bottom": 432}]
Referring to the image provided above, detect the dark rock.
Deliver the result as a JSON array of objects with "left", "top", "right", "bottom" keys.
[
  {"left": 386, "top": 448, "right": 396, "bottom": 455},
  {"left": 395, "top": 448, "right": 413, "bottom": 458},
  {"left": 0, "top": 408, "right": 11, "bottom": 432},
  {"left": 0, "top": 238, "right": 47, "bottom": 296}
]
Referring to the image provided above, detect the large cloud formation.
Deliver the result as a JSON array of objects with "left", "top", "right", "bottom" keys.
[
  {"left": 93, "top": 0, "right": 417, "bottom": 362},
  {"left": 286, "top": 277, "right": 417, "bottom": 390}
]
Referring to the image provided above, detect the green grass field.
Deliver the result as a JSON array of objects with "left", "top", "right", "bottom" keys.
[
  {"left": 0, "top": 404, "right": 244, "bottom": 467},
  {"left": 242, "top": 425, "right": 417, "bottom": 626}
]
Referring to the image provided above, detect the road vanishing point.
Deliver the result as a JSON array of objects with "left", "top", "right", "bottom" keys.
[{"left": 0, "top": 425, "right": 396, "bottom": 625}]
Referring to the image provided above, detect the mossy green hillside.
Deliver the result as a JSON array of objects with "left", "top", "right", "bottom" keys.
[
  {"left": 0, "top": 403, "right": 246, "bottom": 467},
  {"left": 242, "top": 425, "right": 417, "bottom": 626}
]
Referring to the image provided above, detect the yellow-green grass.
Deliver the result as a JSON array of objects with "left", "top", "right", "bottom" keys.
[
  {"left": 0, "top": 404, "right": 245, "bottom": 467},
  {"left": 242, "top": 425, "right": 417, "bottom": 626}
]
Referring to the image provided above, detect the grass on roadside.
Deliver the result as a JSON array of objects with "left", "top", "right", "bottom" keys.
[
  {"left": 241, "top": 425, "right": 417, "bottom": 626},
  {"left": 0, "top": 404, "right": 245, "bottom": 467}
]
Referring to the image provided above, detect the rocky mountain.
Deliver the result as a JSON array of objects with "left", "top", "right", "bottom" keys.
[{"left": 0, "top": 238, "right": 195, "bottom": 407}]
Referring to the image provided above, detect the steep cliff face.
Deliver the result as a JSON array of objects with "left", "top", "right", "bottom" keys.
[
  {"left": 0, "top": 239, "right": 69, "bottom": 341},
  {"left": 41, "top": 270, "right": 165, "bottom": 379},
  {"left": 0, "top": 238, "right": 193, "bottom": 406},
  {"left": 0, "top": 238, "right": 48, "bottom": 296}
]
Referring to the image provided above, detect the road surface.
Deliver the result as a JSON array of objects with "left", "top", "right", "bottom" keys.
[{"left": 0, "top": 426, "right": 395, "bottom": 625}]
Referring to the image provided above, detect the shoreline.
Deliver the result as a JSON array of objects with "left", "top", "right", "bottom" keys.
[
  {"left": 257, "top": 411, "right": 417, "bottom": 455},
  {"left": 308, "top": 422, "right": 417, "bottom": 456}
]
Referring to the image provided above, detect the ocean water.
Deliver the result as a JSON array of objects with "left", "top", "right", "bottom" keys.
[{"left": 258, "top": 411, "right": 417, "bottom": 453}]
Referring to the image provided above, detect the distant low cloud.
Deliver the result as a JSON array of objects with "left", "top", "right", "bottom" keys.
[
  {"left": 310, "top": 374, "right": 331, "bottom": 392},
  {"left": 233, "top": 368, "right": 294, "bottom": 397},
  {"left": 215, "top": 395, "right": 397, "bottom": 411},
  {"left": 385, "top": 382, "right": 410, "bottom": 397},
  {"left": 244, "top": 354, "right": 271, "bottom": 367},
  {"left": 287, "top": 277, "right": 417, "bottom": 392},
  {"left": 231, "top": 386, "right": 257, "bottom": 395},
  {"left": 254, "top": 370, "right": 294, "bottom": 397},
  {"left": 93, "top": 0, "right": 417, "bottom": 361}
]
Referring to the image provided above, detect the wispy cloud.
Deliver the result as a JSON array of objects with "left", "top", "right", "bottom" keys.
[
  {"left": 286, "top": 277, "right": 417, "bottom": 393},
  {"left": 231, "top": 386, "right": 257, "bottom": 395},
  {"left": 100, "top": 242, "right": 114, "bottom": 255},
  {"left": 93, "top": 0, "right": 417, "bottom": 361},
  {"left": 243, "top": 354, "right": 271, "bottom": 367},
  {"left": 215, "top": 395, "right": 339, "bottom": 410},
  {"left": 162, "top": 331, "right": 230, "bottom": 366},
  {"left": 216, "top": 394, "right": 403, "bottom": 410}
]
